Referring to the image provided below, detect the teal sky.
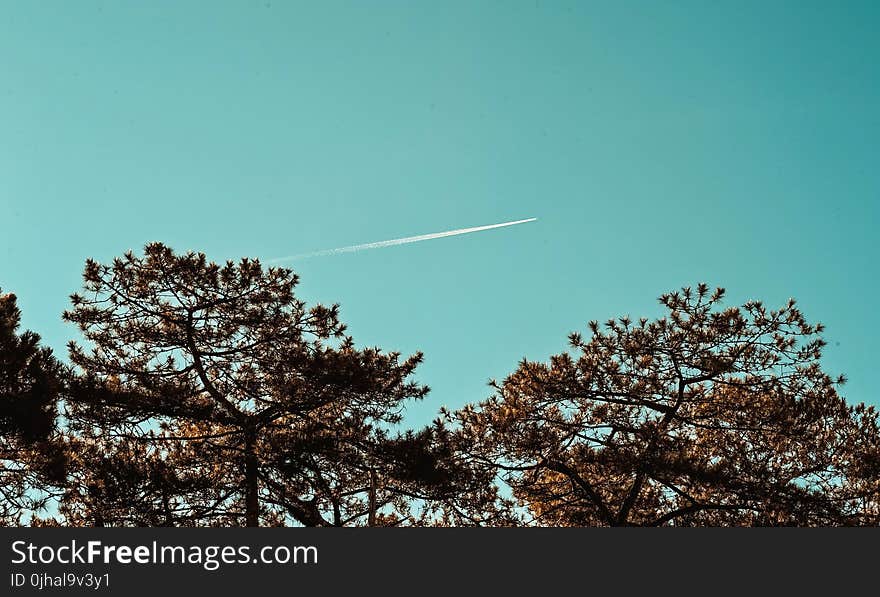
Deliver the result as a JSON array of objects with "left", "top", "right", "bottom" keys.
[{"left": 2, "top": 1, "right": 878, "bottom": 424}]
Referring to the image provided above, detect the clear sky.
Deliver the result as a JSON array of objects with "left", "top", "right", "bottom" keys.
[{"left": 2, "top": 1, "right": 877, "bottom": 424}]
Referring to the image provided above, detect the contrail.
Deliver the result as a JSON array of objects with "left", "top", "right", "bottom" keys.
[{"left": 267, "top": 217, "right": 537, "bottom": 263}]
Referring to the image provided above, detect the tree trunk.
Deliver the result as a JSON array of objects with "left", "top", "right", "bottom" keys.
[{"left": 244, "top": 426, "right": 259, "bottom": 527}]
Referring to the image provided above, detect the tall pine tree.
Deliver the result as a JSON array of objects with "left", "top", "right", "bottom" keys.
[
  {"left": 62, "top": 243, "right": 460, "bottom": 526},
  {"left": 449, "top": 284, "right": 880, "bottom": 526},
  {"left": 0, "top": 290, "right": 65, "bottom": 523}
]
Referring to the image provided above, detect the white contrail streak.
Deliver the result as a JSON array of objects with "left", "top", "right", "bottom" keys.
[{"left": 267, "top": 217, "right": 537, "bottom": 263}]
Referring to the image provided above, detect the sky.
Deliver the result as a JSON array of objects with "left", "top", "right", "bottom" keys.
[{"left": 1, "top": 1, "right": 877, "bottom": 425}]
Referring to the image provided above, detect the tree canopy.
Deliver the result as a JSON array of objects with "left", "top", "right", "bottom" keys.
[
  {"left": 3, "top": 258, "right": 878, "bottom": 527},
  {"left": 448, "top": 284, "right": 880, "bottom": 526},
  {"left": 61, "top": 243, "right": 444, "bottom": 526},
  {"left": 0, "top": 290, "right": 65, "bottom": 523}
]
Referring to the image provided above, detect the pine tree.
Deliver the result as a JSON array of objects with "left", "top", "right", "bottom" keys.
[
  {"left": 0, "top": 290, "right": 65, "bottom": 523},
  {"left": 62, "top": 243, "right": 450, "bottom": 526},
  {"left": 449, "top": 284, "right": 880, "bottom": 526}
]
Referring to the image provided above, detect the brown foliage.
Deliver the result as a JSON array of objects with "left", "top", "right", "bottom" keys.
[
  {"left": 62, "top": 243, "right": 434, "bottom": 526},
  {"left": 448, "top": 284, "right": 880, "bottom": 526}
]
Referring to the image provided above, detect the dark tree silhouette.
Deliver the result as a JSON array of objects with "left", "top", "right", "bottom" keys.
[
  {"left": 448, "top": 284, "right": 880, "bottom": 526},
  {"left": 62, "top": 243, "right": 440, "bottom": 526},
  {"left": 0, "top": 290, "right": 65, "bottom": 523},
  {"left": 371, "top": 423, "right": 519, "bottom": 526}
]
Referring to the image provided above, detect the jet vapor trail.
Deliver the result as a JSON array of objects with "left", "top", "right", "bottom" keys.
[{"left": 267, "top": 217, "right": 537, "bottom": 263}]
